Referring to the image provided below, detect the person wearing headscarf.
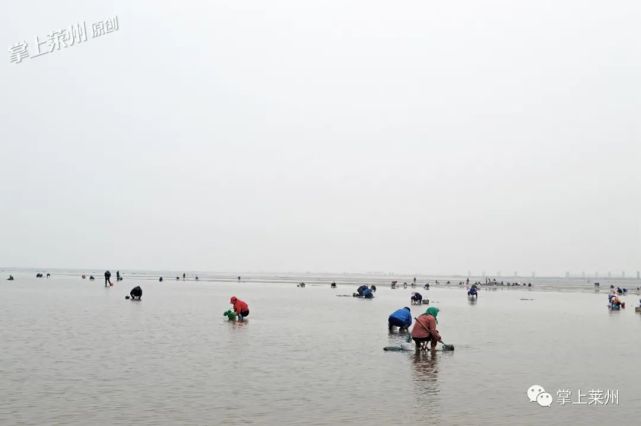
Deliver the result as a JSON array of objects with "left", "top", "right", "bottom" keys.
[{"left": 410, "top": 307, "right": 443, "bottom": 352}]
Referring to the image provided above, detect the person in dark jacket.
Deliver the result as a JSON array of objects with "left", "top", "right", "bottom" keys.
[
  {"left": 104, "top": 270, "right": 112, "bottom": 287},
  {"left": 129, "top": 286, "right": 142, "bottom": 300},
  {"left": 388, "top": 307, "right": 412, "bottom": 332},
  {"left": 411, "top": 292, "right": 423, "bottom": 305},
  {"left": 467, "top": 286, "right": 478, "bottom": 298}
]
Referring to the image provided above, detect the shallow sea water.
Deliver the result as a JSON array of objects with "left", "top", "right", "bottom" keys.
[{"left": 1, "top": 273, "right": 640, "bottom": 425}]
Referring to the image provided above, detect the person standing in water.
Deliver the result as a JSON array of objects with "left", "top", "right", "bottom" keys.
[
  {"left": 104, "top": 270, "right": 113, "bottom": 287},
  {"left": 230, "top": 296, "right": 250, "bottom": 320},
  {"left": 411, "top": 307, "right": 443, "bottom": 352}
]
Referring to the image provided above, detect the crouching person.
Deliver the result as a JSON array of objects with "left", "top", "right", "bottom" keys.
[
  {"left": 129, "top": 286, "right": 142, "bottom": 300},
  {"left": 230, "top": 296, "right": 250, "bottom": 320},
  {"left": 388, "top": 307, "right": 412, "bottom": 332},
  {"left": 410, "top": 307, "right": 443, "bottom": 352}
]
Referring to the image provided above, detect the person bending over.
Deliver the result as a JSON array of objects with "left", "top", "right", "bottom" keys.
[
  {"left": 411, "top": 307, "right": 443, "bottom": 352},
  {"left": 129, "top": 286, "right": 142, "bottom": 301},
  {"left": 362, "top": 287, "right": 374, "bottom": 299},
  {"left": 230, "top": 296, "right": 250, "bottom": 320},
  {"left": 388, "top": 307, "right": 412, "bottom": 332}
]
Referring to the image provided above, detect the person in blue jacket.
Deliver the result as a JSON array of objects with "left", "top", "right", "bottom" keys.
[
  {"left": 362, "top": 287, "right": 374, "bottom": 299},
  {"left": 388, "top": 307, "right": 412, "bottom": 332},
  {"left": 356, "top": 285, "right": 368, "bottom": 296},
  {"left": 467, "top": 286, "right": 478, "bottom": 298}
]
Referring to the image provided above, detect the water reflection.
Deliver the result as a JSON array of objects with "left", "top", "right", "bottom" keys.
[
  {"left": 388, "top": 329, "right": 410, "bottom": 337},
  {"left": 230, "top": 319, "right": 249, "bottom": 329},
  {"left": 413, "top": 351, "right": 438, "bottom": 381},
  {"left": 412, "top": 350, "right": 440, "bottom": 416}
]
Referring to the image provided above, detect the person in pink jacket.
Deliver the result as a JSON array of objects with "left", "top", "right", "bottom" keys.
[{"left": 410, "top": 307, "right": 442, "bottom": 352}]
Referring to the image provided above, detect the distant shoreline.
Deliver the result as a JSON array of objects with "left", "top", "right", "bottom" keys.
[{"left": 3, "top": 268, "right": 640, "bottom": 295}]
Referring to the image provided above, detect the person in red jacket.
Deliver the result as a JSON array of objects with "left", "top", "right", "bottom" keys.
[
  {"left": 410, "top": 307, "right": 442, "bottom": 352},
  {"left": 230, "top": 296, "right": 250, "bottom": 320}
]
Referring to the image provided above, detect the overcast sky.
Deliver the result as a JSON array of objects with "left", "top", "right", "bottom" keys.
[{"left": 1, "top": 1, "right": 640, "bottom": 276}]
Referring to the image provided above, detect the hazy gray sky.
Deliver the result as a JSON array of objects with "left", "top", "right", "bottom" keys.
[{"left": 1, "top": 1, "right": 640, "bottom": 275}]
